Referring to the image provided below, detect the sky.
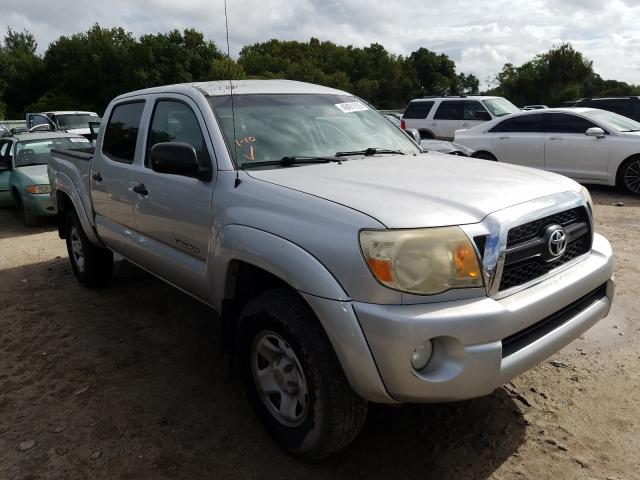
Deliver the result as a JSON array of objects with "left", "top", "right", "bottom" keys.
[{"left": 1, "top": 0, "right": 640, "bottom": 88}]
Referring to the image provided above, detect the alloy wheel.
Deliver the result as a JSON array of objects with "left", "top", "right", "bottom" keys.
[{"left": 70, "top": 226, "right": 85, "bottom": 272}]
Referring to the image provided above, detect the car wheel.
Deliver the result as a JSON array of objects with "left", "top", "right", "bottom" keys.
[
  {"left": 65, "top": 210, "right": 113, "bottom": 287},
  {"left": 240, "top": 288, "right": 368, "bottom": 459},
  {"left": 16, "top": 195, "right": 39, "bottom": 227},
  {"left": 472, "top": 151, "right": 497, "bottom": 161},
  {"left": 419, "top": 130, "right": 434, "bottom": 139},
  {"left": 618, "top": 156, "right": 640, "bottom": 195}
]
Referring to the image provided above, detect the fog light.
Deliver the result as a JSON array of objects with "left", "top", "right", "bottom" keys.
[{"left": 411, "top": 340, "right": 433, "bottom": 371}]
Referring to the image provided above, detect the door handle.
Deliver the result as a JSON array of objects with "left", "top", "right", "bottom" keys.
[
  {"left": 132, "top": 183, "right": 148, "bottom": 196},
  {"left": 461, "top": 123, "right": 470, "bottom": 127},
  {"left": 498, "top": 136, "right": 510, "bottom": 140},
  {"left": 549, "top": 137, "right": 562, "bottom": 140},
  {"left": 92, "top": 172, "right": 102, "bottom": 182}
]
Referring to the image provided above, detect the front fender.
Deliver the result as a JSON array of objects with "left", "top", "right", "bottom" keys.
[
  {"left": 53, "top": 171, "right": 103, "bottom": 247},
  {"left": 212, "top": 224, "right": 349, "bottom": 308}
]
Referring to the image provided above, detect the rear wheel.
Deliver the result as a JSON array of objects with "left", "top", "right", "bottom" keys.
[
  {"left": 65, "top": 211, "right": 113, "bottom": 287},
  {"left": 472, "top": 151, "right": 497, "bottom": 161},
  {"left": 618, "top": 156, "right": 640, "bottom": 195},
  {"left": 240, "top": 288, "right": 368, "bottom": 459},
  {"left": 419, "top": 130, "right": 434, "bottom": 140},
  {"left": 15, "top": 194, "right": 38, "bottom": 227}
]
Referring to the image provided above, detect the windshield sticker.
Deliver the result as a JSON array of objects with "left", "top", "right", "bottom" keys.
[
  {"left": 235, "top": 136, "right": 256, "bottom": 161},
  {"left": 69, "top": 138, "right": 91, "bottom": 143},
  {"left": 335, "top": 102, "right": 369, "bottom": 113}
]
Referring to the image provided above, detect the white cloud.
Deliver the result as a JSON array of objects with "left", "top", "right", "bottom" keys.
[{"left": 1, "top": 0, "right": 640, "bottom": 88}]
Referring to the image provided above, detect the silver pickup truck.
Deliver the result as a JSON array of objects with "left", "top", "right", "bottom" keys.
[{"left": 48, "top": 80, "right": 614, "bottom": 459}]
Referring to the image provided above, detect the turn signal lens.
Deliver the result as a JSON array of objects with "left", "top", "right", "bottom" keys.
[
  {"left": 359, "top": 227, "right": 484, "bottom": 295},
  {"left": 25, "top": 184, "right": 51, "bottom": 194}
]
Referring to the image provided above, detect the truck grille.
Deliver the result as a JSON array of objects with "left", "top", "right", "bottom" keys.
[{"left": 499, "top": 207, "right": 591, "bottom": 292}]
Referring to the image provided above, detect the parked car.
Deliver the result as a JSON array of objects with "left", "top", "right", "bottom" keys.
[
  {"left": 27, "top": 111, "right": 101, "bottom": 139},
  {"left": 562, "top": 97, "right": 640, "bottom": 122},
  {"left": 48, "top": 80, "right": 613, "bottom": 459},
  {"left": 383, "top": 112, "right": 402, "bottom": 127},
  {"left": 454, "top": 107, "right": 640, "bottom": 194},
  {"left": 421, "top": 139, "right": 474, "bottom": 156},
  {"left": 0, "top": 131, "right": 94, "bottom": 226},
  {"left": 401, "top": 95, "right": 520, "bottom": 140},
  {"left": 522, "top": 105, "right": 548, "bottom": 110}
]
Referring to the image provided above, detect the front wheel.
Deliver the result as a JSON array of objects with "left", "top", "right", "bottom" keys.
[
  {"left": 472, "top": 151, "right": 497, "bottom": 161},
  {"left": 16, "top": 195, "right": 38, "bottom": 227},
  {"left": 240, "top": 288, "right": 368, "bottom": 459},
  {"left": 618, "top": 156, "right": 640, "bottom": 195},
  {"left": 65, "top": 211, "right": 113, "bottom": 287}
]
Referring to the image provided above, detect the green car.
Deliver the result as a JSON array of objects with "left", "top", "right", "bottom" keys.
[{"left": 0, "top": 131, "right": 94, "bottom": 226}]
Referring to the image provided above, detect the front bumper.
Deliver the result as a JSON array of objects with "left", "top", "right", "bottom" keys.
[
  {"left": 23, "top": 193, "right": 56, "bottom": 216},
  {"left": 352, "top": 233, "right": 614, "bottom": 403}
]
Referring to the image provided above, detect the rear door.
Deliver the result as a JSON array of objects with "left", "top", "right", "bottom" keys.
[
  {"left": 489, "top": 113, "right": 545, "bottom": 169},
  {"left": 431, "top": 101, "right": 464, "bottom": 139},
  {"left": 0, "top": 140, "right": 13, "bottom": 206},
  {"left": 544, "top": 113, "right": 610, "bottom": 180},
  {"left": 91, "top": 100, "right": 146, "bottom": 255},
  {"left": 130, "top": 95, "right": 215, "bottom": 300}
]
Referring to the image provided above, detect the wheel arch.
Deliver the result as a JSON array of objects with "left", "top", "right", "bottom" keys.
[
  {"left": 615, "top": 153, "right": 640, "bottom": 188},
  {"left": 52, "top": 176, "right": 103, "bottom": 246}
]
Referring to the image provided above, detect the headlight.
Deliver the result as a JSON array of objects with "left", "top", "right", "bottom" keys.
[
  {"left": 359, "top": 227, "right": 484, "bottom": 295},
  {"left": 580, "top": 186, "right": 593, "bottom": 213},
  {"left": 25, "top": 184, "right": 51, "bottom": 194}
]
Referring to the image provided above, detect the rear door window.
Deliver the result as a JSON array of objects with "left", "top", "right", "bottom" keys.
[
  {"left": 403, "top": 101, "right": 434, "bottom": 119},
  {"left": 547, "top": 113, "right": 598, "bottom": 133},
  {"left": 434, "top": 101, "right": 464, "bottom": 120},
  {"left": 102, "top": 102, "right": 145, "bottom": 164},
  {"left": 490, "top": 114, "right": 545, "bottom": 133}
]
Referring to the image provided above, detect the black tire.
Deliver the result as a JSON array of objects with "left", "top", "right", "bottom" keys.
[
  {"left": 65, "top": 210, "right": 113, "bottom": 287},
  {"left": 472, "top": 150, "right": 497, "bottom": 161},
  {"left": 419, "top": 130, "right": 434, "bottom": 140},
  {"left": 239, "top": 288, "right": 368, "bottom": 459},
  {"left": 617, "top": 156, "right": 640, "bottom": 195},
  {"left": 15, "top": 194, "right": 38, "bottom": 227}
]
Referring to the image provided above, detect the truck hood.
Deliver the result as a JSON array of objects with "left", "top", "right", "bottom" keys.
[
  {"left": 246, "top": 153, "right": 580, "bottom": 228},
  {"left": 15, "top": 164, "right": 49, "bottom": 184}
]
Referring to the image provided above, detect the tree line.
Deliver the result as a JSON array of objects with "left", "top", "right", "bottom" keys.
[{"left": 0, "top": 24, "right": 638, "bottom": 119}]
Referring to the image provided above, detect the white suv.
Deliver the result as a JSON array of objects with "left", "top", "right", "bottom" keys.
[{"left": 401, "top": 96, "right": 520, "bottom": 140}]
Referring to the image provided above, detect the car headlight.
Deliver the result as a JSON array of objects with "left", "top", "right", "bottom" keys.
[
  {"left": 25, "top": 184, "right": 51, "bottom": 194},
  {"left": 359, "top": 227, "right": 484, "bottom": 295},
  {"left": 580, "top": 186, "right": 593, "bottom": 213}
]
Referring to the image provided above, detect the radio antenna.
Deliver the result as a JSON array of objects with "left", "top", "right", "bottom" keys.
[{"left": 224, "top": 0, "right": 241, "bottom": 187}]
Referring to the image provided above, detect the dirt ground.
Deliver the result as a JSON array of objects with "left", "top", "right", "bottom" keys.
[{"left": 1, "top": 186, "right": 638, "bottom": 480}]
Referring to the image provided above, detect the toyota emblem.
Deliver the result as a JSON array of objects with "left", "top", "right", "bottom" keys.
[{"left": 546, "top": 225, "right": 568, "bottom": 258}]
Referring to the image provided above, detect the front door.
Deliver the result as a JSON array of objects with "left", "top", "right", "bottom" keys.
[
  {"left": 91, "top": 101, "right": 146, "bottom": 255},
  {"left": 544, "top": 113, "right": 611, "bottom": 181},
  {"left": 0, "top": 140, "right": 14, "bottom": 207},
  {"left": 489, "top": 113, "right": 545, "bottom": 169},
  {"left": 26, "top": 113, "right": 56, "bottom": 131},
  {"left": 130, "top": 95, "right": 215, "bottom": 300}
]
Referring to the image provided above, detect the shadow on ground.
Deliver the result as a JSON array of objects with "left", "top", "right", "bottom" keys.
[
  {"left": 1, "top": 256, "right": 527, "bottom": 479},
  {"left": 0, "top": 207, "right": 57, "bottom": 239}
]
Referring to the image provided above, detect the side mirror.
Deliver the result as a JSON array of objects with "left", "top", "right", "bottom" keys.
[
  {"left": 150, "top": 142, "right": 203, "bottom": 178},
  {"left": 404, "top": 128, "right": 422, "bottom": 144},
  {"left": 474, "top": 111, "right": 491, "bottom": 121},
  {"left": 586, "top": 127, "right": 605, "bottom": 138}
]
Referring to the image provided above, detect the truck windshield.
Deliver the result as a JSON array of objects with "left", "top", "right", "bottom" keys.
[
  {"left": 482, "top": 98, "right": 520, "bottom": 117},
  {"left": 208, "top": 94, "right": 420, "bottom": 167},
  {"left": 15, "top": 137, "right": 94, "bottom": 167},
  {"left": 57, "top": 114, "right": 100, "bottom": 130}
]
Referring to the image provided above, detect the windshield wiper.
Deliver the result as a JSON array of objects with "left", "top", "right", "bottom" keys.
[
  {"left": 335, "top": 148, "right": 405, "bottom": 157},
  {"left": 17, "top": 163, "right": 45, "bottom": 167},
  {"left": 240, "top": 156, "right": 343, "bottom": 170}
]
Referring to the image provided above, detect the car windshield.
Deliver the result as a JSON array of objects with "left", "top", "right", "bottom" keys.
[
  {"left": 56, "top": 114, "right": 100, "bottom": 130},
  {"left": 482, "top": 98, "right": 520, "bottom": 117},
  {"left": 15, "top": 137, "right": 94, "bottom": 167},
  {"left": 582, "top": 109, "right": 640, "bottom": 132},
  {"left": 208, "top": 94, "right": 420, "bottom": 167}
]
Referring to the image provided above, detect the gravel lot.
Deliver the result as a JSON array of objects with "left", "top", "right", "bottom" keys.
[{"left": 1, "top": 186, "right": 638, "bottom": 480}]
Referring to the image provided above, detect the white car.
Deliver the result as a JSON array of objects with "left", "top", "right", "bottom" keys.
[
  {"left": 401, "top": 96, "right": 520, "bottom": 140},
  {"left": 26, "top": 111, "right": 101, "bottom": 139},
  {"left": 454, "top": 108, "right": 640, "bottom": 194}
]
